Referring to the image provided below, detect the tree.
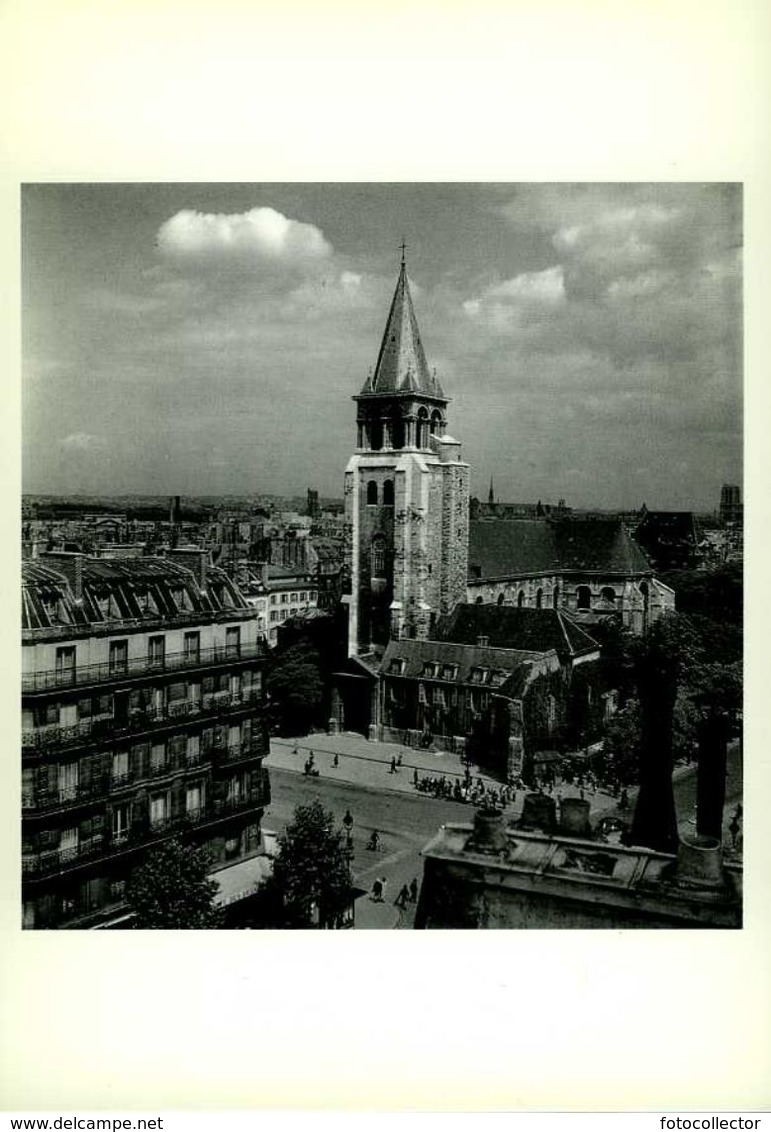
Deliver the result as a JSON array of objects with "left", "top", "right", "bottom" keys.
[
  {"left": 268, "top": 639, "right": 326, "bottom": 735},
  {"left": 126, "top": 838, "right": 223, "bottom": 929},
  {"left": 602, "top": 697, "right": 642, "bottom": 787},
  {"left": 263, "top": 799, "right": 354, "bottom": 928}
]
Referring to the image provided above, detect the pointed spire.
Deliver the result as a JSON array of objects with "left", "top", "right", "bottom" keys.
[
  {"left": 361, "top": 255, "right": 445, "bottom": 398},
  {"left": 488, "top": 477, "right": 495, "bottom": 506}
]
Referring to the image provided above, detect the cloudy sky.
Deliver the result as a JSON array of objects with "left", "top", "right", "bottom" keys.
[{"left": 22, "top": 183, "right": 742, "bottom": 509}]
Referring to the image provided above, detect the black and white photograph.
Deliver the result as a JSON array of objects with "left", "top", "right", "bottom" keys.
[{"left": 21, "top": 182, "right": 743, "bottom": 931}]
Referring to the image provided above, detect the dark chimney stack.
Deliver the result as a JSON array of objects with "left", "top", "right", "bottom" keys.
[
  {"left": 695, "top": 710, "right": 731, "bottom": 842},
  {"left": 519, "top": 793, "right": 557, "bottom": 834}
]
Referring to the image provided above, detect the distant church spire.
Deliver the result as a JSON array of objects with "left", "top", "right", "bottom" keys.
[{"left": 488, "top": 477, "right": 495, "bottom": 506}]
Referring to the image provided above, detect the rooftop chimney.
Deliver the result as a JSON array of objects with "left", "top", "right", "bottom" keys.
[
  {"left": 559, "top": 796, "right": 592, "bottom": 837},
  {"left": 469, "top": 807, "right": 509, "bottom": 854},
  {"left": 519, "top": 793, "right": 557, "bottom": 834},
  {"left": 42, "top": 551, "right": 84, "bottom": 600},
  {"left": 674, "top": 833, "right": 727, "bottom": 891}
]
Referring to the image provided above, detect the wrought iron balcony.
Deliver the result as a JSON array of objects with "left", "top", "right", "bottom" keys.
[
  {"left": 22, "top": 640, "right": 265, "bottom": 694},
  {"left": 23, "top": 738, "right": 267, "bottom": 815},
  {"left": 22, "top": 689, "right": 264, "bottom": 753},
  {"left": 22, "top": 775, "right": 271, "bottom": 880}
]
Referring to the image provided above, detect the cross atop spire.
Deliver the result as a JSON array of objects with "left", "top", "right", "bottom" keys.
[
  {"left": 359, "top": 255, "right": 444, "bottom": 398},
  {"left": 399, "top": 237, "right": 407, "bottom": 266}
]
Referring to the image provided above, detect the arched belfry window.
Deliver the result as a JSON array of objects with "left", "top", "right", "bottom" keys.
[
  {"left": 371, "top": 535, "right": 386, "bottom": 577},
  {"left": 497, "top": 593, "right": 505, "bottom": 606},
  {"left": 383, "top": 479, "right": 394, "bottom": 506},
  {"left": 366, "top": 480, "right": 378, "bottom": 506},
  {"left": 430, "top": 410, "right": 443, "bottom": 436},
  {"left": 601, "top": 587, "right": 617, "bottom": 606},
  {"left": 535, "top": 588, "right": 543, "bottom": 609},
  {"left": 416, "top": 407, "right": 429, "bottom": 449},
  {"left": 370, "top": 420, "right": 383, "bottom": 451},
  {"left": 576, "top": 585, "right": 591, "bottom": 610},
  {"left": 517, "top": 590, "right": 525, "bottom": 608},
  {"left": 391, "top": 414, "right": 405, "bottom": 451}
]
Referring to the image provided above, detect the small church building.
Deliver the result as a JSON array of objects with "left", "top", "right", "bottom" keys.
[{"left": 331, "top": 252, "right": 673, "bottom": 750}]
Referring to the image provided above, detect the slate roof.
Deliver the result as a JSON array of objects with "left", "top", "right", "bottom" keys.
[
  {"left": 381, "top": 636, "right": 545, "bottom": 695},
  {"left": 468, "top": 518, "right": 652, "bottom": 580},
  {"left": 360, "top": 262, "right": 445, "bottom": 399},
  {"left": 22, "top": 554, "right": 248, "bottom": 633},
  {"left": 436, "top": 604, "right": 599, "bottom": 661}
]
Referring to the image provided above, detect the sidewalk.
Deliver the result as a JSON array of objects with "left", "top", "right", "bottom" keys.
[
  {"left": 268, "top": 730, "right": 634, "bottom": 826},
  {"left": 268, "top": 731, "right": 502, "bottom": 798}
]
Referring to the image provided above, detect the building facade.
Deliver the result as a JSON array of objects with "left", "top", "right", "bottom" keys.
[
  {"left": 466, "top": 517, "right": 675, "bottom": 635},
  {"left": 239, "top": 563, "right": 319, "bottom": 646},
  {"left": 344, "top": 257, "right": 469, "bottom": 656},
  {"left": 416, "top": 808, "right": 742, "bottom": 929},
  {"left": 22, "top": 552, "right": 270, "bottom": 929}
]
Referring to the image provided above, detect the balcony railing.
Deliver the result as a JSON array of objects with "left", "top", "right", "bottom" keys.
[
  {"left": 22, "top": 689, "right": 264, "bottom": 753},
  {"left": 22, "top": 641, "right": 265, "bottom": 694},
  {"left": 23, "top": 738, "right": 267, "bottom": 815},
  {"left": 22, "top": 778, "right": 270, "bottom": 879}
]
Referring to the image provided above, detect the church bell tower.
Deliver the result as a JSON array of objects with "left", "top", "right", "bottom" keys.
[{"left": 344, "top": 249, "right": 470, "bottom": 656}]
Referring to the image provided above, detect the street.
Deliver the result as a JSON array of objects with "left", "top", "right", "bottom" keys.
[
  {"left": 260, "top": 733, "right": 743, "bottom": 929},
  {"left": 261, "top": 765, "right": 474, "bottom": 928}
]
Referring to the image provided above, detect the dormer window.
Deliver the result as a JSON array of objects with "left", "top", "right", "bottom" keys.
[
  {"left": 389, "top": 658, "right": 406, "bottom": 676},
  {"left": 171, "top": 587, "right": 191, "bottom": 612},
  {"left": 421, "top": 661, "right": 439, "bottom": 678},
  {"left": 470, "top": 667, "right": 489, "bottom": 684},
  {"left": 440, "top": 664, "right": 458, "bottom": 681}
]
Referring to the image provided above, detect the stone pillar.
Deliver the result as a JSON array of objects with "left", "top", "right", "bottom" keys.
[
  {"left": 405, "top": 417, "right": 416, "bottom": 448},
  {"left": 328, "top": 685, "right": 343, "bottom": 734},
  {"left": 381, "top": 418, "right": 392, "bottom": 449}
]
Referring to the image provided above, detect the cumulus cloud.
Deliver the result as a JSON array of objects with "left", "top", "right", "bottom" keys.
[
  {"left": 156, "top": 206, "right": 332, "bottom": 267},
  {"left": 462, "top": 265, "right": 565, "bottom": 331},
  {"left": 60, "top": 432, "right": 106, "bottom": 451}
]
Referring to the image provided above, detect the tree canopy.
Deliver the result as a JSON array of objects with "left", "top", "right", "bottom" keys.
[
  {"left": 126, "top": 837, "right": 222, "bottom": 929},
  {"left": 268, "top": 639, "right": 326, "bottom": 735},
  {"left": 263, "top": 799, "right": 354, "bottom": 928}
]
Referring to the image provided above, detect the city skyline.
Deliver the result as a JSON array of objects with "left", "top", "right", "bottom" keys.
[{"left": 23, "top": 182, "right": 742, "bottom": 510}]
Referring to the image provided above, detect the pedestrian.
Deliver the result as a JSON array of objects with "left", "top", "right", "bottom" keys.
[
  {"left": 390, "top": 756, "right": 397, "bottom": 774},
  {"left": 409, "top": 877, "right": 419, "bottom": 903},
  {"left": 343, "top": 808, "right": 353, "bottom": 833},
  {"left": 380, "top": 877, "right": 388, "bottom": 902},
  {"left": 413, "top": 768, "right": 419, "bottom": 787},
  {"left": 293, "top": 742, "right": 298, "bottom": 756},
  {"left": 395, "top": 884, "right": 409, "bottom": 908},
  {"left": 333, "top": 753, "right": 339, "bottom": 768},
  {"left": 372, "top": 878, "right": 383, "bottom": 902},
  {"left": 396, "top": 754, "right": 403, "bottom": 767}
]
